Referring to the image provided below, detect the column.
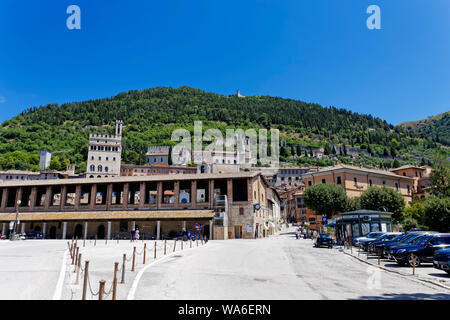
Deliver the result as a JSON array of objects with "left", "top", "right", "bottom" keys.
[
  {"left": 157, "top": 182, "right": 162, "bottom": 209},
  {"left": 89, "top": 184, "right": 97, "bottom": 209},
  {"left": 107, "top": 221, "right": 112, "bottom": 240},
  {"left": 59, "top": 185, "right": 67, "bottom": 209},
  {"left": 74, "top": 185, "right": 82, "bottom": 210},
  {"left": 157, "top": 220, "right": 161, "bottom": 240},
  {"left": 20, "top": 222, "right": 26, "bottom": 234},
  {"left": 209, "top": 220, "right": 213, "bottom": 240},
  {"left": 174, "top": 181, "right": 180, "bottom": 208},
  {"left": 106, "top": 184, "right": 113, "bottom": 210},
  {"left": 139, "top": 182, "right": 145, "bottom": 209},
  {"left": 29, "top": 187, "right": 38, "bottom": 210},
  {"left": 83, "top": 221, "right": 88, "bottom": 239},
  {"left": 0, "top": 188, "right": 8, "bottom": 210},
  {"left": 2, "top": 223, "right": 5, "bottom": 236},
  {"left": 42, "top": 222, "right": 47, "bottom": 239},
  {"left": 122, "top": 183, "right": 129, "bottom": 208},
  {"left": 191, "top": 181, "right": 197, "bottom": 206},
  {"left": 209, "top": 180, "right": 214, "bottom": 207},
  {"left": 44, "top": 186, "right": 52, "bottom": 210},
  {"left": 15, "top": 188, "right": 22, "bottom": 210},
  {"left": 182, "top": 220, "right": 187, "bottom": 231},
  {"left": 62, "top": 222, "right": 67, "bottom": 240}
]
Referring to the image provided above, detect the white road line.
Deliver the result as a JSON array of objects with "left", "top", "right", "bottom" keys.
[
  {"left": 127, "top": 244, "right": 207, "bottom": 300},
  {"left": 53, "top": 249, "right": 69, "bottom": 300}
]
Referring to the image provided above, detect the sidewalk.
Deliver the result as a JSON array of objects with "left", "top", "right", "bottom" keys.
[{"left": 340, "top": 245, "right": 450, "bottom": 290}]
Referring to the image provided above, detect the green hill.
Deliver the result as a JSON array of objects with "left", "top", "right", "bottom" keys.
[
  {"left": 0, "top": 86, "right": 446, "bottom": 172},
  {"left": 397, "top": 111, "right": 450, "bottom": 146}
]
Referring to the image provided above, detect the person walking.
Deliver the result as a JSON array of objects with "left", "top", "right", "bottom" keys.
[
  {"left": 131, "top": 228, "right": 136, "bottom": 242},
  {"left": 135, "top": 228, "right": 140, "bottom": 241}
]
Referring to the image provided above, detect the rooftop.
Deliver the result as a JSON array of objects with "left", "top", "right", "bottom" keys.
[{"left": 301, "top": 164, "right": 415, "bottom": 180}]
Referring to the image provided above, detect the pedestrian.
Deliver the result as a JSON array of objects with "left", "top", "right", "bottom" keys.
[
  {"left": 135, "top": 228, "right": 140, "bottom": 241},
  {"left": 204, "top": 235, "right": 208, "bottom": 243},
  {"left": 131, "top": 228, "right": 135, "bottom": 242},
  {"left": 303, "top": 228, "right": 307, "bottom": 239}
]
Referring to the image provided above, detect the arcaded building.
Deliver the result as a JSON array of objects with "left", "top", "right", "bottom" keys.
[{"left": 0, "top": 172, "right": 280, "bottom": 240}]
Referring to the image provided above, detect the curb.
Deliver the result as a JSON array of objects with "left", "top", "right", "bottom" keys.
[{"left": 341, "top": 249, "right": 450, "bottom": 291}]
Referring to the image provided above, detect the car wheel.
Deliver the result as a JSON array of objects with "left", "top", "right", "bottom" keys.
[{"left": 407, "top": 255, "right": 421, "bottom": 267}]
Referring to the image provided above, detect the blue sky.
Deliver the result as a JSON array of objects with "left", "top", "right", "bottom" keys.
[{"left": 0, "top": 0, "right": 449, "bottom": 124}]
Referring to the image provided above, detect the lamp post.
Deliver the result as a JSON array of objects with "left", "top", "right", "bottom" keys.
[{"left": 12, "top": 200, "right": 21, "bottom": 240}]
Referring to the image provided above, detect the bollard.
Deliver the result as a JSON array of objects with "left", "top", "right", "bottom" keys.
[
  {"left": 94, "top": 235, "right": 97, "bottom": 246},
  {"left": 75, "top": 236, "right": 78, "bottom": 248},
  {"left": 71, "top": 245, "right": 76, "bottom": 265},
  {"left": 190, "top": 239, "right": 192, "bottom": 248},
  {"left": 83, "top": 238, "right": 85, "bottom": 248},
  {"left": 82, "top": 261, "right": 89, "bottom": 300},
  {"left": 173, "top": 239, "right": 176, "bottom": 252},
  {"left": 196, "top": 239, "right": 198, "bottom": 247},
  {"left": 181, "top": 240, "right": 183, "bottom": 250},
  {"left": 154, "top": 241, "right": 157, "bottom": 259},
  {"left": 121, "top": 254, "right": 126, "bottom": 284},
  {"left": 117, "top": 236, "right": 119, "bottom": 245},
  {"left": 71, "top": 236, "right": 74, "bottom": 247},
  {"left": 74, "top": 246, "right": 79, "bottom": 272},
  {"left": 113, "top": 262, "right": 119, "bottom": 300},
  {"left": 411, "top": 253, "right": 415, "bottom": 275},
  {"left": 378, "top": 252, "right": 380, "bottom": 265},
  {"left": 132, "top": 247, "right": 136, "bottom": 272},
  {"left": 98, "top": 280, "right": 105, "bottom": 300},
  {"left": 164, "top": 240, "right": 167, "bottom": 255},
  {"left": 366, "top": 249, "right": 369, "bottom": 260},
  {"left": 143, "top": 243, "right": 147, "bottom": 264},
  {"left": 76, "top": 253, "right": 82, "bottom": 284},
  {"left": 105, "top": 237, "right": 108, "bottom": 245}
]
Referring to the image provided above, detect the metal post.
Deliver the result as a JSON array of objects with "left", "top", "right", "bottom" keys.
[
  {"left": 190, "top": 238, "right": 192, "bottom": 248},
  {"left": 113, "top": 262, "right": 118, "bottom": 300},
  {"left": 378, "top": 252, "right": 380, "bottom": 265},
  {"left": 74, "top": 246, "right": 79, "bottom": 272},
  {"left": 71, "top": 245, "right": 76, "bottom": 265},
  {"left": 98, "top": 280, "right": 105, "bottom": 300},
  {"left": 173, "top": 240, "right": 176, "bottom": 252},
  {"left": 121, "top": 254, "right": 126, "bottom": 284},
  {"left": 83, "top": 238, "right": 85, "bottom": 247},
  {"left": 82, "top": 261, "right": 89, "bottom": 300},
  {"left": 411, "top": 253, "right": 415, "bottom": 275},
  {"left": 132, "top": 246, "right": 136, "bottom": 271},
  {"left": 67, "top": 241, "right": 72, "bottom": 258},
  {"left": 143, "top": 243, "right": 147, "bottom": 264},
  {"left": 94, "top": 235, "right": 97, "bottom": 246},
  {"left": 164, "top": 240, "right": 167, "bottom": 255},
  {"left": 181, "top": 240, "right": 183, "bottom": 250},
  {"left": 154, "top": 241, "right": 157, "bottom": 259}
]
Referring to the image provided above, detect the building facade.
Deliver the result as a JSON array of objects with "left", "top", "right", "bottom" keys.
[
  {"left": 0, "top": 172, "right": 280, "bottom": 240},
  {"left": 120, "top": 164, "right": 197, "bottom": 176},
  {"left": 86, "top": 120, "right": 123, "bottom": 178},
  {"left": 145, "top": 146, "right": 170, "bottom": 165}
]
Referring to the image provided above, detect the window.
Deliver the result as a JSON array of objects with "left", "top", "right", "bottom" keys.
[
  {"left": 239, "top": 207, "right": 244, "bottom": 215},
  {"left": 336, "top": 176, "right": 342, "bottom": 184},
  {"left": 369, "top": 179, "right": 373, "bottom": 187},
  {"left": 91, "top": 156, "right": 94, "bottom": 160},
  {"left": 90, "top": 165, "right": 95, "bottom": 172},
  {"left": 382, "top": 180, "right": 386, "bottom": 185},
  {"left": 353, "top": 177, "right": 357, "bottom": 184},
  {"left": 322, "top": 179, "right": 326, "bottom": 184},
  {"left": 99, "top": 156, "right": 102, "bottom": 161},
  {"left": 308, "top": 181, "right": 312, "bottom": 186},
  {"left": 98, "top": 165, "right": 102, "bottom": 172},
  {"left": 403, "top": 172, "right": 406, "bottom": 176},
  {"left": 105, "top": 167, "right": 109, "bottom": 173},
  {"left": 395, "top": 183, "right": 399, "bottom": 191}
]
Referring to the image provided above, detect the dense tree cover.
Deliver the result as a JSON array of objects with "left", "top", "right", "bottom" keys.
[
  {"left": 429, "top": 151, "right": 450, "bottom": 198},
  {"left": 0, "top": 86, "right": 446, "bottom": 172},
  {"left": 303, "top": 184, "right": 348, "bottom": 218},
  {"left": 423, "top": 196, "right": 450, "bottom": 232},
  {"left": 399, "top": 111, "right": 450, "bottom": 146},
  {"left": 359, "top": 186, "right": 406, "bottom": 222}
]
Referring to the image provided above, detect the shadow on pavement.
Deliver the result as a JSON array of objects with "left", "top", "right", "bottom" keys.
[{"left": 356, "top": 293, "right": 450, "bottom": 300}]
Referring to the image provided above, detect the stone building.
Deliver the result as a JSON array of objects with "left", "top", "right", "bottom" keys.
[
  {"left": 145, "top": 146, "right": 170, "bottom": 165},
  {"left": 0, "top": 172, "right": 280, "bottom": 240},
  {"left": 39, "top": 150, "right": 52, "bottom": 171},
  {"left": 86, "top": 120, "right": 123, "bottom": 178},
  {"left": 120, "top": 164, "right": 197, "bottom": 176}
]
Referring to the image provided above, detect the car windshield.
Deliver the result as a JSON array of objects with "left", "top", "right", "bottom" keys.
[
  {"left": 385, "top": 234, "right": 400, "bottom": 240},
  {"left": 411, "top": 235, "right": 433, "bottom": 245},
  {"left": 320, "top": 234, "right": 331, "bottom": 239},
  {"left": 400, "top": 233, "right": 420, "bottom": 243},
  {"left": 368, "top": 233, "right": 383, "bottom": 239}
]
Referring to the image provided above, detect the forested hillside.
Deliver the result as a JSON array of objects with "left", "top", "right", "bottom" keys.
[
  {"left": 398, "top": 111, "right": 450, "bottom": 146},
  {"left": 0, "top": 86, "right": 446, "bottom": 173}
]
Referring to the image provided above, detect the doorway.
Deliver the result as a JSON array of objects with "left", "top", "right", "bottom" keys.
[
  {"left": 49, "top": 226, "right": 57, "bottom": 239},
  {"left": 234, "top": 226, "right": 242, "bottom": 239},
  {"left": 74, "top": 224, "right": 83, "bottom": 238},
  {"left": 97, "top": 224, "right": 106, "bottom": 239}
]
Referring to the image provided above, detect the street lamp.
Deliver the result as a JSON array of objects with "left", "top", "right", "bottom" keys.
[{"left": 11, "top": 200, "right": 21, "bottom": 240}]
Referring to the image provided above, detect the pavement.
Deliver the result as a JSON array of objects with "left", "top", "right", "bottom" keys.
[{"left": 0, "top": 229, "right": 449, "bottom": 300}]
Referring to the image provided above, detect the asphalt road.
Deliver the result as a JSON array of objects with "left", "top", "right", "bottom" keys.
[{"left": 133, "top": 230, "right": 450, "bottom": 300}]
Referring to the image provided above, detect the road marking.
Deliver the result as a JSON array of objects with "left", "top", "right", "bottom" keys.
[
  {"left": 127, "top": 244, "right": 207, "bottom": 300},
  {"left": 53, "top": 249, "right": 69, "bottom": 300}
]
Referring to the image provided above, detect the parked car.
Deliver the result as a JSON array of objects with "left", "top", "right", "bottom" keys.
[
  {"left": 390, "top": 233, "right": 450, "bottom": 266},
  {"left": 382, "top": 232, "right": 436, "bottom": 258},
  {"left": 25, "top": 231, "right": 43, "bottom": 239},
  {"left": 359, "top": 233, "right": 391, "bottom": 251},
  {"left": 315, "top": 234, "right": 333, "bottom": 248},
  {"left": 353, "top": 232, "right": 384, "bottom": 247},
  {"left": 365, "top": 232, "right": 402, "bottom": 253},
  {"left": 433, "top": 248, "right": 450, "bottom": 274}
]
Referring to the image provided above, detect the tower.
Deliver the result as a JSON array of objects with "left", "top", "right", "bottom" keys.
[{"left": 86, "top": 120, "right": 123, "bottom": 178}]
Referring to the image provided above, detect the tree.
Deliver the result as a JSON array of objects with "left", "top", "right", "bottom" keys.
[
  {"left": 359, "top": 186, "right": 405, "bottom": 221},
  {"left": 423, "top": 196, "right": 450, "bottom": 232},
  {"left": 429, "top": 151, "right": 450, "bottom": 198},
  {"left": 345, "top": 196, "right": 361, "bottom": 212},
  {"left": 403, "top": 200, "right": 425, "bottom": 225},
  {"left": 303, "top": 184, "right": 348, "bottom": 218}
]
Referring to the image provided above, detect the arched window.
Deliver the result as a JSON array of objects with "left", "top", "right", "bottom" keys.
[
  {"left": 105, "top": 167, "right": 109, "bottom": 172},
  {"left": 90, "top": 165, "right": 95, "bottom": 172},
  {"left": 98, "top": 165, "right": 103, "bottom": 172}
]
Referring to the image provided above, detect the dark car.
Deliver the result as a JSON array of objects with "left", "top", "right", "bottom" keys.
[
  {"left": 433, "top": 248, "right": 450, "bottom": 274},
  {"left": 25, "top": 231, "right": 43, "bottom": 239},
  {"left": 390, "top": 234, "right": 450, "bottom": 266},
  {"left": 383, "top": 232, "right": 434, "bottom": 258},
  {"left": 364, "top": 232, "right": 402, "bottom": 253},
  {"left": 315, "top": 234, "right": 333, "bottom": 248}
]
